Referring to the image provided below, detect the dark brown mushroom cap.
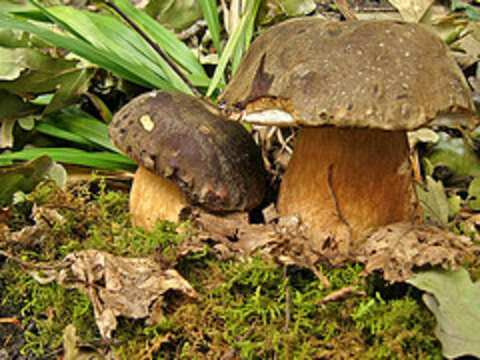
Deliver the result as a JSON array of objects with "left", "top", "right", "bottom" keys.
[
  {"left": 222, "top": 18, "right": 476, "bottom": 130},
  {"left": 109, "top": 90, "right": 266, "bottom": 212}
]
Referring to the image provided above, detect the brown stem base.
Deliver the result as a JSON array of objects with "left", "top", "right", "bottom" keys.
[
  {"left": 129, "top": 167, "right": 188, "bottom": 229},
  {"left": 277, "top": 127, "right": 421, "bottom": 258}
]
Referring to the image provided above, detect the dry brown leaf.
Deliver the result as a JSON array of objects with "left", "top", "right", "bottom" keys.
[
  {"left": 63, "top": 324, "right": 104, "bottom": 360},
  {"left": 184, "top": 208, "right": 330, "bottom": 286},
  {"left": 387, "top": 0, "right": 434, "bottom": 22},
  {"left": 31, "top": 250, "right": 196, "bottom": 339},
  {"left": 8, "top": 206, "right": 65, "bottom": 246},
  {"left": 451, "top": 22, "right": 480, "bottom": 68},
  {"left": 357, "top": 222, "right": 472, "bottom": 282},
  {"left": 182, "top": 209, "right": 472, "bottom": 285}
]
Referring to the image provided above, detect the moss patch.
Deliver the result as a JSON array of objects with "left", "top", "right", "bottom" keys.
[{"left": 0, "top": 180, "right": 470, "bottom": 359}]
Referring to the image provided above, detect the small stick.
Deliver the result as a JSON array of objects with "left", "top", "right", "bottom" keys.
[
  {"left": 0, "top": 317, "right": 23, "bottom": 330},
  {"left": 104, "top": 1, "right": 202, "bottom": 98},
  {"left": 304, "top": 255, "right": 330, "bottom": 289},
  {"left": 319, "top": 286, "right": 365, "bottom": 304},
  {"left": 333, "top": 0, "right": 357, "bottom": 20}
]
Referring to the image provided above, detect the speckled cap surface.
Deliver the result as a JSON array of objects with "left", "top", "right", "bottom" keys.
[
  {"left": 109, "top": 90, "right": 266, "bottom": 212},
  {"left": 222, "top": 18, "right": 476, "bottom": 130}
]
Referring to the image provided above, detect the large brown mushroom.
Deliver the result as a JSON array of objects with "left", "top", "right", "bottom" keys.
[
  {"left": 109, "top": 90, "right": 266, "bottom": 229},
  {"left": 221, "top": 19, "right": 477, "bottom": 254}
]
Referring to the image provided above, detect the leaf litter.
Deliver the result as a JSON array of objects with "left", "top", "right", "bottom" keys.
[
  {"left": 30, "top": 249, "right": 197, "bottom": 340},
  {"left": 184, "top": 205, "right": 474, "bottom": 284}
]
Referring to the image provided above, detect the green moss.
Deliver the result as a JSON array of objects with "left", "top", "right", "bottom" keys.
[
  {"left": 1, "top": 264, "right": 97, "bottom": 357},
  {"left": 0, "top": 181, "right": 447, "bottom": 359}
]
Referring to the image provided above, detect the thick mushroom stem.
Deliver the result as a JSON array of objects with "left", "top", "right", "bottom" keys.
[
  {"left": 277, "top": 126, "right": 421, "bottom": 253},
  {"left": 129, "top": 166, "right": 189, "bottom": 229}
]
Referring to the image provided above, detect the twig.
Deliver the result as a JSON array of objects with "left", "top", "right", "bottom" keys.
[
  {"left": 304, "top": 254, "right": 330, "bottom": 289},
  {"left": 319, "top": 286, "right": 365, "bottom": 304},
  {"left": 104, "top": 1, "right": 202, "bottom": 98},
  {"left": 0, "top": 317, "right": 23, "bottom": 330},
  {"left": 333, "top": 0, "right": 357, "bottom": 20}
]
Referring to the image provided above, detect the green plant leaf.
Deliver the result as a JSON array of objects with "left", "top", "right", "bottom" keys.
[
  {"left": 43, "top": 108, "right": 120, "bottom": 153},
  {"left": 424, "top": 132, "right": 480, "bottom": 179},
  {"left": 0, "top": 90, "right": 41, "bottom": 121},
  {"left": 231, "top": 0, "right": 260, "bottom": 73},
  {"left": 415, "top": 176, "right": 449, "bottom": 226},
  {"left": 0, "top": 155, "right": 62, "bottom": 205},
  {"left": 145, "top": 0, "right": 203, "bottom": 32},
  {"left": 277, "top": 0, "right": 316, "bottom": 16},
  {"left": 108, "top": 0, "right": 209, "bottom": 87},
  {"left": 36, "top": 4, "right": 184, "bottom": 91},
  {"left": 467, "top": 177, "right": 480, "bottom": 210},
  {"left": 207, "top": 0, "right": 260, "bottom": 97},
  {"left": 0, "top": 11, "right": 163, "bottom": 89},
  {"left": 35, "top": 122, "right": 95, "bottom": 147},
  {"left": 43, "top": 67, "right": 94, "bottom": 114},
  {"left": 407, "top": 268, "right": 480, "bottom": 359},
  {"left": 199, "top": 0, "right": 221, "bottom": 54},
  {"left": 0, "top": 148, "right": 135, "bottom": 171}
]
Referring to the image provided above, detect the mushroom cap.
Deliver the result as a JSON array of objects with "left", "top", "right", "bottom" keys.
[
  {"left": 222, "top": 18, "right": 476, "bottom": 130},
  {"left": 109, "top": 90, "right": 266, "bottom": 212}
]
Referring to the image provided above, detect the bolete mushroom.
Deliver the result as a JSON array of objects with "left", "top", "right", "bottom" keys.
[
  {"left": 221, "top": 19, "right": 477, "bottom": 254},
  {"left": 109, "top": 90, "right": 266, "bottom": 229}
]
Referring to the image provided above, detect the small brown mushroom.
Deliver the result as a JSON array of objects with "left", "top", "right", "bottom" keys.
[
  {"left": 221, "top": 19, "right": 477, "bottom": 254},
  {"left": 109, "top": 90, "right": 266, "bottom": 229}
]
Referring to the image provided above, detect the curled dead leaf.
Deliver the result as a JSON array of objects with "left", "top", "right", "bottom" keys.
[
  {"left": 31, "top": 250, "right": 196, "bottom": 339},
  {"left": 357, "top": 222, "right": 472, "bottom": 282},
  {"left": 183, "top": 208, "right": 473, "bottom": 285}
]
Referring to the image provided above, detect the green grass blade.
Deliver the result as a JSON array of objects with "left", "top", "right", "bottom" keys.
[
  {"left": 199, "top": 0, "right": 221, "bottom": 55},
  {"left": 0, "top": 148, "right": 136, "bottom": 171},
  {"left": 32, "top": 5, "right": 179, "bottom": 91},
  {"left": 109, "top": 0, "right": 210, "bottom": 87},
  {"left": 0, "top": 12, "right": 159, "bottom": 88},
  {"left": 207, "top": 0, "right": 260, "bottom": 97},
  {"left": 231, "top": 0, "right": 259, "bottom": 73},
  {"left": 35, "top": 122, "right": 96, "bottom": 147},
  {"left": 47, "top": 109, "right": 121, "bottom": 153}
]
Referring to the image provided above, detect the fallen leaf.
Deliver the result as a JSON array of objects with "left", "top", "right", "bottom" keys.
[
  {"left": 31, "top": 250, "right": 197, "bottom": 339},
  {"left": 407, "top": 268, "right": 480, "bottom": 359},
  {"left": 359, "top": 222, "right": 472, "bottom": 282},
  {"left": 450, "top": 22, "right": 480, "bottom": 68},
  {"left": 63, "top": 324, "right": 104, "bottom": 360},
  {"left": 387, "top": 0, "right": 434, "bottom": 22}
]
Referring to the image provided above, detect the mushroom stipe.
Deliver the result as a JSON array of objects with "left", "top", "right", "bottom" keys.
[{"left": 277, "top": 127, "right": 421, "bottom": 253}]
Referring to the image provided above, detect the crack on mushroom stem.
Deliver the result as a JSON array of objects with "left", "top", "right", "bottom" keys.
[{"left": 327, "top": 164, "right": 353, "bottom": 240}]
